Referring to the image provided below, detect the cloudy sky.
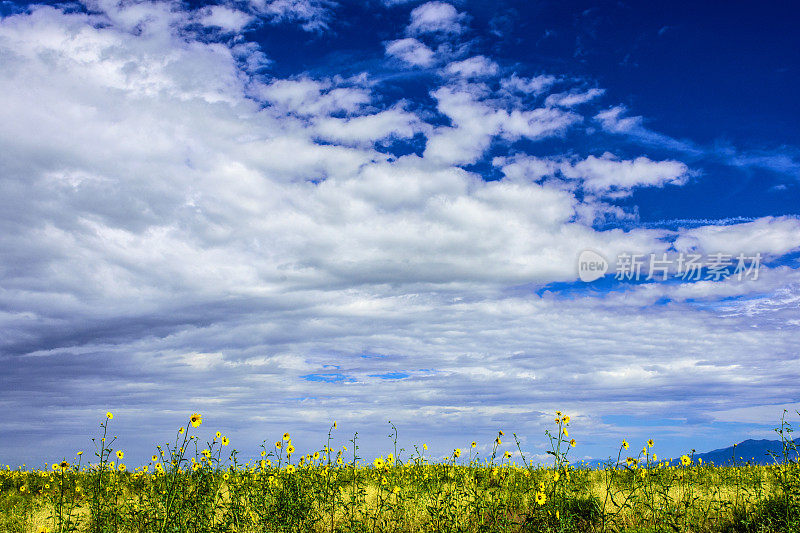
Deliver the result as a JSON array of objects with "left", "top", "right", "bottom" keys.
[{"left": 1, "top": 0, "right": 799, "bottom": 467}]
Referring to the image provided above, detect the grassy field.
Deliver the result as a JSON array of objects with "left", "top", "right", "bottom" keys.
[{"left": 2, "top": 412, "right": 798, "bottom": 533}]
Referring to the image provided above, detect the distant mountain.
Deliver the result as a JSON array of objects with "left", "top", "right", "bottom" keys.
[
  {"left": 692, "top": 438, "right": 799, "bottom": 466},
  {"left": 574, "top": 439, "right": 799, "bottom": 469}
]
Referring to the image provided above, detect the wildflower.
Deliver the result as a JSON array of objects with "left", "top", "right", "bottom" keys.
[
  {"left": 285, "top": 464, "right": 295, "bottom": 473},
  {"left": 495, "top": 437, "right": 502, "bottom": 445},
  {"left": 570, "top": 439, "right": 577, "bottom": 447},
  {"left": 499, "top": 430, "right": 504, "bottom": 436},
  {"left": 555, "top": 411, "right": 562, "bottom": 417},
  {"left": 503, "top": 451, "right": 512, "bottom": 459},
  {"left": 681, "top": 455, "right": 692, "bottom": 466},
  {"left": 190, "top": 413, "right": 202, "bottom": 428},
  {"left": 535, "top": 492, "right": 546, "bottom": 505},
  {"left": 453, "top": 449, "right": 461, "bottom": 458},
  {"left": 373, "top": 457, "right": 385, "bottom": 469},
  {"left": 221, "top": 436, "right": 229, "bottom": 446},
  {"left": 562, "top": 415, "right": 570, "bottom": 424},
  {"left": 562, "top": 428, "right": 568, "bottom": 437},
  {"left": 554, "top": 417, "right": 560, "bottom": 424},
  {"left": 313, "top": 451, "right": 320, "bottom": 460},
  {"left": 20, "top": 486, "right": 27, "bottom": 493},
  {"left": 260, "top": 460, "right": 266, "bottom": 469},
  {"left": 653, "top": 454, "right": 658, "bottom": 462},
  {"left": 286, "top": 444, "right": 295, "bottom": 455},
  {"left": 106, "top": 412, "right": 113, "bottom": 420},
  {"left": 152, "top": 455, "right": 158, "bottom": 462},
  {"left": 647, "top": 439, "right": 655, "bottom": 448},
  {"left": 471, "top": 441, "right": 477, "bottom": 448},
  {"left": 118, "top": 464, "right": 126, "bottom": 472},
  {"left": 622, "top": 439, "right": 629, "bottom": 450},
  {"left": 178, "top": 427, "right": 185, "bottom": 434},
  {"left": 283, "top": 432, "right": 290, "bottom": 441},
  {"left": 275, "top": 441, "right": 282, "bottom": 449},
  {"left": 333, "top": 421, "right": 337, "bottom": 429},
  {"left": 116, "top": 450, "right": 124, "bottom": 460},
  {"left": 216, "top": 431, "right": 221, "bottom": 439}
]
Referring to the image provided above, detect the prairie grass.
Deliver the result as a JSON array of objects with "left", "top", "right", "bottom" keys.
[{"left": 1, "top": 412, "right": 798, "bottom": 532}]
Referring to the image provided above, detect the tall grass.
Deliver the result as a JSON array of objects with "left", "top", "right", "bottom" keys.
[{"left": 1, "top": 411, "right": 798, "bottom": 532}]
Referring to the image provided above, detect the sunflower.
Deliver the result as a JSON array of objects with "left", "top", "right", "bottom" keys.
[
  {"left": 535, "top": 492, "right": 546, "bottom": 505},
  {"left": 106, "top": 412, "right": 113, "bottom": 420},
  {"left": 216, "top": 431, "right": 221, "bottom": 439},
  {"left": 622, "top": 439, "right": 629, "bottom": 450},
  {"left": 373, "top": 457, "right": 385, "bottom": 469},
  {"left": 503, "top": 451, "right": 512, "bottom": 459},
  {"left": 283, "top": 432, "right": 291, "bottom": 441},
  {"left": 453, "top": 448, "right": 461, "bottom": 458},
  {"left": 681, "top": 455, "right": 691, "bottom": 466},
  {"left": 495, "top": 437, "right": 502, "bottom": 445},
  {"left": 285, "top": 464, "right": 295, "bottom": 473},
  {"left": 286, "top": 444, "right": 295, "bottom": 455},
  {"left": 190, "top": 413, "right": 202, "bottom": 428},
  {"left": 647, "top": 439, "right": 655, "bottom": 448},
  {"left": 562, "top": 415, "right": 571, "bottom": 424},
  {"left": 151, "top": 455, "right": 158, "bottom": 462},
  {"left": 275, "top": 441, "right": 282, "bottom": 449},
  {"left": 570, "top": 439, "right": 577, "bottom": 447},
  {"left": 118, "top": 464, "right": 126, "bottom": 472},
  {"left": 221, "top": 436, "right": 230, "bottom": 446},
  {"left": 116, "top": 450, "right": 124, "bottom": 460}
]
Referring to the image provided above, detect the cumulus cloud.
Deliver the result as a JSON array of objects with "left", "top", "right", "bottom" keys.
[
  {"left": 561, "top": 152, "right": 690, "bottom": 194},
  {"left": 385, "top": 37, "right": 436, "bottom": 66},
  {"left": 406, "top": 1, "right": 466, "bottom": 36},
  {"left": 444, "top": 55, "right": 499, "bottom": 78}
]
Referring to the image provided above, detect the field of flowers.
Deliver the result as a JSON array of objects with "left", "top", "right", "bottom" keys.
[{"left": 1, "top": 412, "right": 798, "bottom": 533}]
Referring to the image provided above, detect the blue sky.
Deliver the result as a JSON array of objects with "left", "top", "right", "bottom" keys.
[{"left": 0, "top": 0, "right": 799, "bottom": 468}]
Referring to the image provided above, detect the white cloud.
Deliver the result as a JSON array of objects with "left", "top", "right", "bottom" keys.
[
  {"left": 545, "top": 88, "right": 604, "bottom": 107},
  {"left": 444, "top": 55, "right": 499, "bottom": 78},
  {"left": 385, "top": 37, "right": 436, "bottom": 67},
  {"left": 674, "top": 217, "right": 800, "bottom": 257},
  {"left": 197, "top": 5, "right": 255, "bottom": 32},
  {"left": 500, "top": 74, "right": 557, "bottom": 96},
  {"left": 407, "top": 1, "right": 466, "bottom": 36},
  {"left": 561, "top": 153, "right": 689, "bottom": 194},
  {"left": 246, "top": 0, "right": 336, "bottom": 31},
  {"left": 595, "top": 105, "right": 644, "bottom": 133},
  {"left": 423, "top": 84, "right": 580, "bottom": 165}
]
